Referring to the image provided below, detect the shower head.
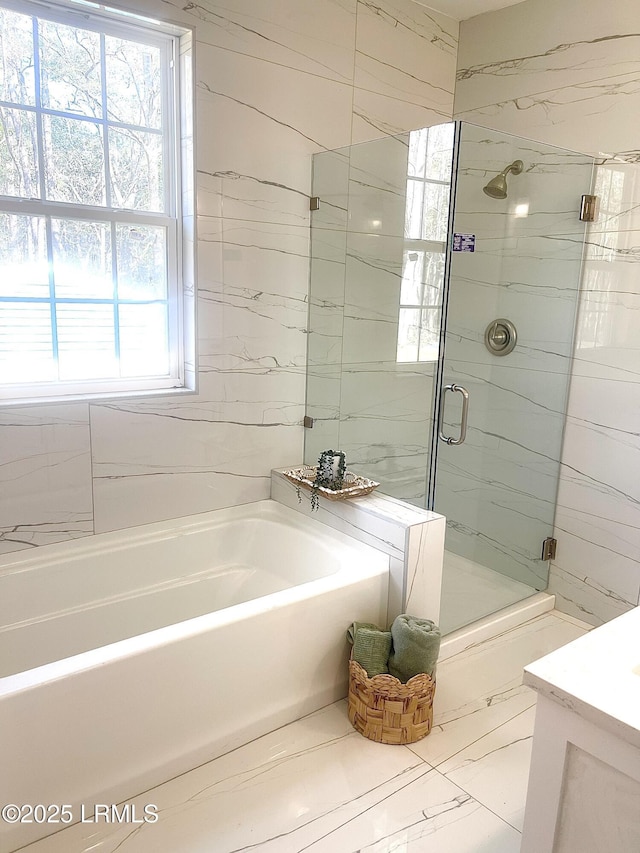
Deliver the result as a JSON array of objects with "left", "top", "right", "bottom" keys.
[{"left": 483, "top": 159, "right": 524, "bottom": 199}]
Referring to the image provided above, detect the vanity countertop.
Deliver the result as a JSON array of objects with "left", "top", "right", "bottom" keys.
[{"left": 524, "top": 605, "right": 640, "bottom": 749}]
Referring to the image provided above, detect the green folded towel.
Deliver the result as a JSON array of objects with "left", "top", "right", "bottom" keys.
[
  {"left": 346, "top": 622, "right": 379, "bottom": 646},
  {"left": 347, "top": 622, "right": 392, "bottom": 677},
  {"left": 388, "top": 614, "right": 440, "bottom": 683}
]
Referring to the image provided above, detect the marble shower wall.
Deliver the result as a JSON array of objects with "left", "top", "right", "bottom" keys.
[
  {"left": 0, "top": 0, "right": 458, "bottom": 553},
  {"left": 438, "top": 124, "right": 592, "bottom": 592},
  {"left": 456, "top": 0, "right": 640, "bottom": 624}
]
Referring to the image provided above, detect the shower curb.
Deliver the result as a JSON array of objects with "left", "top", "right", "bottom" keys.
[{"left": 439, "top": 592, "right": 555, "bottom": 661}]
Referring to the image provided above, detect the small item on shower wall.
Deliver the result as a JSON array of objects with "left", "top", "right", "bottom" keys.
[
  {"left": 282, "top": 451, "right": 379, "bottom": 511},
  {"left": 452, "top": 233, "right": 475, "bottom": 252}
]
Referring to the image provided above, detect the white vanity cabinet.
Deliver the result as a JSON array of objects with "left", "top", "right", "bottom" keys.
[{"left": 521, "top": 607, "right": 640, "bottom": 853}]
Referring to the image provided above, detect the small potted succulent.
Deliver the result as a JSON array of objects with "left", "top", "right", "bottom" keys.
[
  {"left": 284, "top": 449, "right": 379, "bottom": 510},
  {"left": 310, "top": 449, "right": 346, "bottom": 509}
]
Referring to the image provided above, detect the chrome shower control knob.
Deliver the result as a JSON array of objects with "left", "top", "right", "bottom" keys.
[
  {"left": 484, "top": 318, "right": 517, "bottom": 356},
  {"left": 491, "top": 326, "right": 507, "bottom": 345}
]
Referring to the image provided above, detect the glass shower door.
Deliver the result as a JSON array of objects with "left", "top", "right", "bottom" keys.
[
  {"left": 306, "top": 124, "right": 456, "bottom": 505},
  {"left": 432, "top": 123, "right": 594, "bottom": 634}
]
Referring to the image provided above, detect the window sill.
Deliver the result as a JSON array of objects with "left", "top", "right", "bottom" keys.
[{"left": 0, "top": 383, "right": 199, "bottom": 409}]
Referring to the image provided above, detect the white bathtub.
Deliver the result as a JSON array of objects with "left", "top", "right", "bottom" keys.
[{"left": 0, "top": 499, "right": 389, "bottom": 849}]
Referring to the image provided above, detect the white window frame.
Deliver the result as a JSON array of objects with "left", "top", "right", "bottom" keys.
[{"left": 0, "top": 0, "right": 194, "bottom": 405}]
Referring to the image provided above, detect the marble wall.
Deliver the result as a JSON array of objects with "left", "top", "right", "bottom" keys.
[
  {"left": 0, "top": 0, "right": 458, "bottom": 554},
  {"left": 438, "top": 123, "right": 592, "bottom": 592},
  {"left": 456, "top": 0, "right": 640, "bottom": 625}
]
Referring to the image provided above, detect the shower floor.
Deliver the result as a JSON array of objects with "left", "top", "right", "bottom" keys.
[{"left": 440, "top": 550, "right": 537, "bottom": 635}]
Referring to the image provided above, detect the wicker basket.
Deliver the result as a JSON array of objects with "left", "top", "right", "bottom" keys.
[
  {"left": 283, "top": 467, "right": 380, "bottom": 501},
  {"left": 347, "top": 658, "right": 436, "bottom": 745}
]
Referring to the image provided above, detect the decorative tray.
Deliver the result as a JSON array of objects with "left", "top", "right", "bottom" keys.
[{"left": 282, "top": 466, "right": 380, "bottom": 501}]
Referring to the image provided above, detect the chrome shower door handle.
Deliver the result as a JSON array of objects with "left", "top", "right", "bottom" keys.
[{"left": 438, "top": 384, "right": 469, "bottom": 446}]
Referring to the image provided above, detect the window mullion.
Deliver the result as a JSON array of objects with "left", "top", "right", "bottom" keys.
[
  {"left": 32, "top": 17, "right": 47, "bottom": 202},
  {"left": 100, "top": 32, "right": 112, "bottom": 209},
  {"left": 0, "top": 197, "right": 174, "bottom": 226},
  {"left": 161, "top": 39, "right": 175, "bottom": 217},
  {"left": 166, "top": 218, "right": 180, "bottom": 381},
  {"left": 44, "top": 215, "right": 60, "bottom": 374},
  {"left": 111, "top": 220, "right": 121, "bottom": 372},
  {"left": 0, "top": 98, "right": 163, "bottom": 136},
  {"left": 417, "top": 307, "right": 424, "bottom": 360},
  {"left": 35, "top": 18, "right": 59, "bottom": 375}
]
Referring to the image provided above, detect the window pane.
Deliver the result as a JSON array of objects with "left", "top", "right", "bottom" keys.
[
  {"left": 422, "top": 183, "right": 450, "bottom": 242},
  {"left": 425, "top": 123, "right": 455, "bottom": 182},
  {"left": 396, "top": 307, "right": 420, "bottom": 363},
  {"left": 422, "top": 252, "right": 445, "bottom": 306},
  {"left": 0, "top": 303, "right": 54, "bottom": 383},
  {"left": 39, "top": 20, "right": 102, "bottom": 118},
  {"left": 0, "top": 214, "right": 48, "bottom": 297},
  {"left": 43, "top": 116, "right": 105, "bottom": 205},
  {"left": 105, "top": 36, "right": 161, "bottom": 129},
  {"left": 109, "top": 127, "right": 164, "bottom": 212},
  {"left": 419, "top": 309, "right": 439, "bottom": 361},
  {"left": 401, "top": 251, "right": 424, "bottom": 305},
  {"left": 0, "top": 8, "right": 35, "bottom": 106},
  {"left": 119, "top": 303, "right": 168, "bottom": 377},
  {"left": 56, "top": 303, "right": 115, "bottom": 379},
  {"left": 116, "top": 224, "right": 166, "bottom": 299},
  {"left": 407, "top": 128, "right": 428, "bottom": 179},
  {"left": 0, "top": 107, "right": 40, "bottom": 198},
  {"left": 404, "top": 178, "right": 424, "bottom": 240},
  {"left": 52, "top": 219, "right": 112, "bottom": 299}
]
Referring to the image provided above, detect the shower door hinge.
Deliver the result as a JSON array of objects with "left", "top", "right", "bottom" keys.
[
  {"left": 541, "top": 537, "right": 557, "bottom": 561},
  {"left": 303, "top": 415, "right": 314, "bottom": 428},
  {"left": 309, "top": 196, "right": 320, "bottom": 211},
  {"left": 579, "top": 194, "right": 597, "bottom": 222}
]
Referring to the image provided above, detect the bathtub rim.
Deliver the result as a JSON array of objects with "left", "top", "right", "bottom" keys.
[
  {"left": 0, "top": 498, "right": 361, "bottom": 580},
  {"left": 0, "top": 500, "right": 389, "bottom": 697},
  {"left": 0, "top": 498, "right": 386, "bottom": 633}
]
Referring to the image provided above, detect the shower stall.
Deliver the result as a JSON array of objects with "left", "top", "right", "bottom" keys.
[{"left": 304, "top": 121, "right": 594, "bottom": 635}]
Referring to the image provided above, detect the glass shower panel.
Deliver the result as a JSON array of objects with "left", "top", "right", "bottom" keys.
[
  {"left": 434, "top": 123, "right": 594, "bottom": 633},
  {"left": 305, "top": 145, "right": 350, "bottom": 466},
  {"left": 306, "top": 125, "right": 455, "bottom": 504}
]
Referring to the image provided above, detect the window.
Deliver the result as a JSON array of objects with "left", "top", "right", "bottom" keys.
[
  {"left": 0, "top": 0, "right": 192, "bottom": 403},
  {"left": 397, "top": 248, "right": 445, "bottom": 363},
  {"left": 397, "top": 124, "right": 453, "bottom": 363}
]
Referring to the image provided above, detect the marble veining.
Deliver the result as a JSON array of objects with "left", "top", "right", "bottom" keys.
[
  {"left": 181, "top": 0, "right": 358, "bottom": 85},
  {"left": 359, "top": 0, "right": 458, "bottom": 56},
  {"left": 456, "top": 33, "right": 640, "bottom": 84},
  {"left": 50, "top": 0, "right": 456, "bottom": 550},
  {"left": 0, "top": 406, "right": 94, "bottom": 554},
  {"left": 18, "top": 610, "right": 589, "bottom": 853},
  {"left": 456, "top": 0, "right": 640, "bottom": 625},
  {"left": 271, "top": 468, "right": 444, "bottom": 625},
  {"left": 431, "top": 125, "right": 591, "bottom": 595},
  {"left": 307, "top": 115, "right": 596, "bottom": 612}
]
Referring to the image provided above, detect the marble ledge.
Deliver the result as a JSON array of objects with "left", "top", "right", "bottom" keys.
[
  {"left": 271, "top": 468, "right": 445, "bottom": 626},
  {"left": 272, "top": 468, "right": 441, "bottom": 541},
  {"left": 524, "top": 605, "right": 640, "bottom": 750}
]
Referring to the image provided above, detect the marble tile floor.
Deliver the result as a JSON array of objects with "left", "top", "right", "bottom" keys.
[
  {"left": 22, "top": 610, "right": 590, "bottom": 853},
  {"left": 440, "top": 551, "right": 537, "bottom": 635}
]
